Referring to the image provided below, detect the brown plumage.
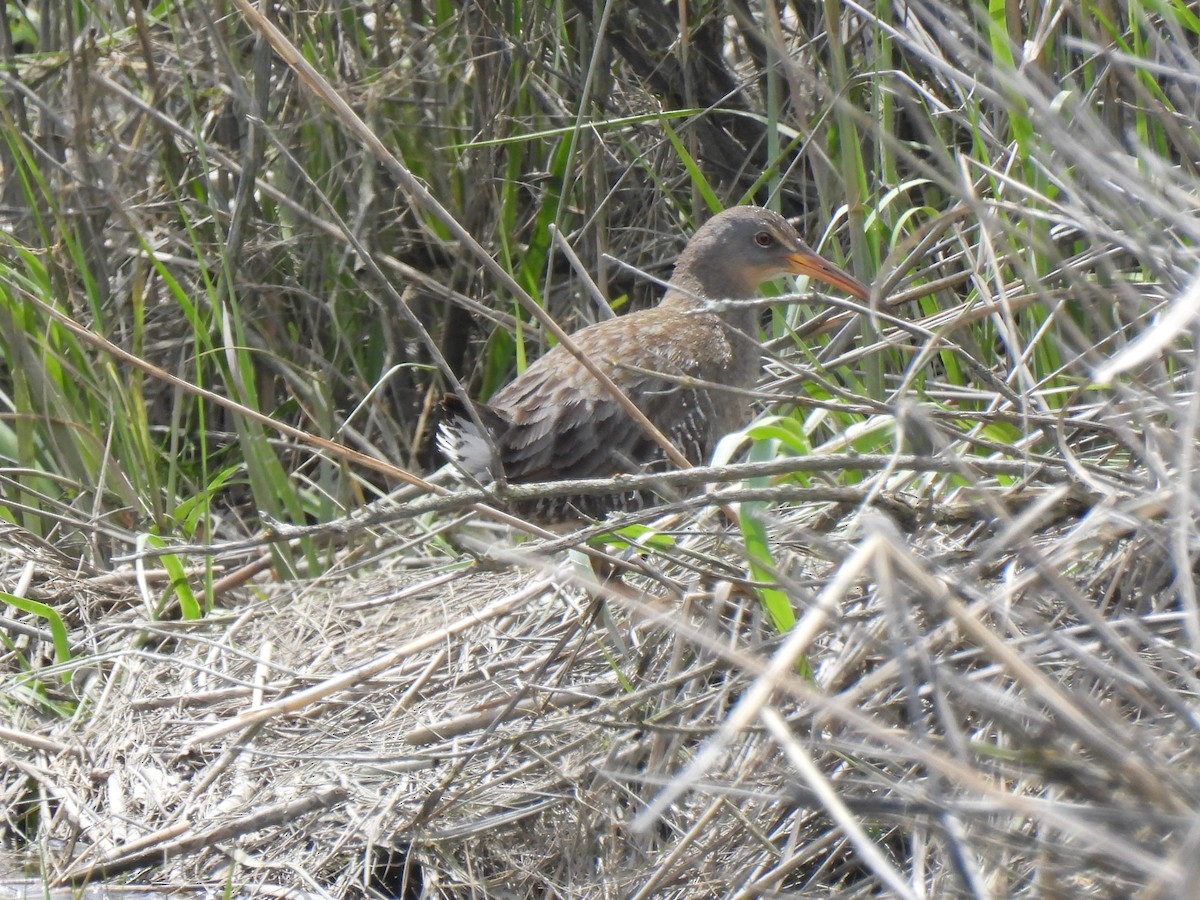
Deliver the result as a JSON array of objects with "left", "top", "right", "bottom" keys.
[{"left": 438, "top": 206, "right": 870, "bottom": 521}]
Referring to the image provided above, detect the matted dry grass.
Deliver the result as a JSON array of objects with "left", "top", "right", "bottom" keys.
[{"left": 4, "top": 428, "right": 1197, "bottom": 897}]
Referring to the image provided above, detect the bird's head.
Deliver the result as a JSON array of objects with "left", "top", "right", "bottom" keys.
[{"left": 672, "top": 206, "right": 870, "bottom": 302}]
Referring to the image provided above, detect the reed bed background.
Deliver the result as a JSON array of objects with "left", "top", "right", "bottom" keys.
[{"left": 1, "top": 0, "right": 1198, "bottom": 896}]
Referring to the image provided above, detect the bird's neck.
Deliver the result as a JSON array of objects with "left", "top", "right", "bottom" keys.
[{"left": 660, "top": 270, "right": 762, "bottom": 337}]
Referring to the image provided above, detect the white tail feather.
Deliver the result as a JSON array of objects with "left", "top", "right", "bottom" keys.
[{"left": 436, "top": 416, "right": 496, "bottom": 482}]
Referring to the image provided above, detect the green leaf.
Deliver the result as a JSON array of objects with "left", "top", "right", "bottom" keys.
[
  {"left": 0, "top": 591, "right": 71, "bottom": 680},
  {"left": 143, "top": 535, "right": 203, "bottom": 620}
]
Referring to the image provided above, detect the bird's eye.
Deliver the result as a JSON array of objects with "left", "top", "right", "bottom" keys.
[{"left": 754, "top": 231, "right": 775, "bottom": 248}]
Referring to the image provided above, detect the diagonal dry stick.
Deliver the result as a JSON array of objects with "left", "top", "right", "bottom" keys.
[{"left": 58, "top": 786, "right": 347, "bottom": 884}]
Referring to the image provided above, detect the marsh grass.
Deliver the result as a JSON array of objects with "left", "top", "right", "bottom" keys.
[{"left": 1, "top": 0, "right": 1199, "bottom": 895}]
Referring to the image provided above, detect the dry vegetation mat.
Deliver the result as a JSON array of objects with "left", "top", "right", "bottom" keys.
[{"left": 2, "top": 1, "right": 1200, "bottom": 897}]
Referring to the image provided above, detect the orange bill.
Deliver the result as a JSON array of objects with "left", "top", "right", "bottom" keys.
[{"left": 786, "top": 246, "right": 870, "bottom": 300}]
